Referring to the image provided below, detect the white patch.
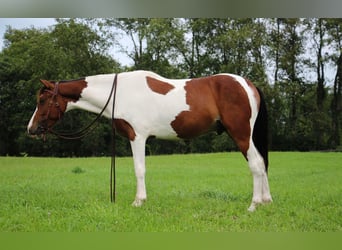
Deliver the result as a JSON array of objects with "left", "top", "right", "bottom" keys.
[
  {"left": 66, "top": 71, "right": 190, "bottom": 139},
  {"left": 65, "top": 74, "right": 115, "bottom": 115},
  {"left": 116, "top": 71, "right": 190, "bottom": 139},
  {"left": 27, "top": 107, "right": 38, "bottom": 133}
]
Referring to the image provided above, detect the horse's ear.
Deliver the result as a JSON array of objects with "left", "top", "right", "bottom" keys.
[{"left": 40, "top": 79, "right": 54, "bottom": 89}]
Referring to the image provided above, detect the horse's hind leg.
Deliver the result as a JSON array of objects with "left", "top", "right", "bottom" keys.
[
  {"left": 220, "top": 115, "right": 271, "bottom": 211},
  {"left": 246, "top": 142, "right": 272, "bottom": 212}
]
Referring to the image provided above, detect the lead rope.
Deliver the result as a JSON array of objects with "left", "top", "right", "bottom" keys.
[{"left": 110, "top": 74, "right": 118, "bottom": 203}]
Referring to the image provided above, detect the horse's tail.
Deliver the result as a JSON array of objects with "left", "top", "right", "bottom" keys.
[{"left": 252, "top": 87, "right": 269, "bottom": 173}]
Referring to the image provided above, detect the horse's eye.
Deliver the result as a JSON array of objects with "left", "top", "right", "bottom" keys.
[{"left": 39, "top": 99, "right": 45, "bottom": 105}]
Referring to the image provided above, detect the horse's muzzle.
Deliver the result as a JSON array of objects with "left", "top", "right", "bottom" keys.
[{"left": 27, "top": 123, "right": 46, "bottom": 138}]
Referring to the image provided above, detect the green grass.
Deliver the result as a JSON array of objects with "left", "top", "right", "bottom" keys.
[{"left": 0, "top": 152, "right": 341, "bottom": 232}]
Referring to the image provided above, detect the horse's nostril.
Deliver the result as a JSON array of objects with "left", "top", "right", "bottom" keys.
[
  {"left": 28, "top": 129, "right": 36, "bottom": 136},
  {"left": 28, "top": 127, "right": 37, "bottom": 135},
  {"left": 28, "top": 125, "right": 44, "bottom": 135}
]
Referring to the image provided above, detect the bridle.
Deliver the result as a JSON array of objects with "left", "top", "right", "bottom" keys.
[
  {"left": 38, "top": 81, "right": 63, "bottom": 135},
  {"left": 45, "top": 74, "right": 118, "bottom": 140},
  {"left": 40, "top": 74, "right": 118, "bottom": 203}
]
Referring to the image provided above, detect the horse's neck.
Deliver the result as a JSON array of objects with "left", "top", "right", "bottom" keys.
[{"left": 65, "top": 74, "right": 115, "bottom": 118}]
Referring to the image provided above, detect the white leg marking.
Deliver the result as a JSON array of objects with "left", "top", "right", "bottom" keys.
[
  {"left": 246, "top": 143, "right": 272, "bottom": 212},
  {"left": 262, "top": 174, "right": 272, "bottom": 203},
  {"left": 130, "top": 135, "right": 147, "bottom": 207}
]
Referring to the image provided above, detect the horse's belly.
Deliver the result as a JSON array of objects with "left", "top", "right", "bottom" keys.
[{"left": 147, "top": 120, "right": 180, "bottom": 140}]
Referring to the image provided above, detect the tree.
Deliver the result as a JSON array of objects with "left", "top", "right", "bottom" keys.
[
  {"left": 302, "top": 18, "right": 332, "bottom": 149},
  {"left": 326, "top": 19, "right": 342, "bottom": 148},
  {"left": 104, "top": 18, "right": 185, "bottom": 78},
  {"left": 1, "top": 18, "right": 341, "bottom": 155},
  {"left": 0, "top": 19, "right": 120, "bottom": 156},
  {"left": 267, "top": 19, "right": 309, "bottom": 149}
]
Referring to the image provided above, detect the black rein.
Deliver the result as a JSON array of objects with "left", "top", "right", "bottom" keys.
[{"left": 49, "top": 74, "right": 118, "bottom": 140}]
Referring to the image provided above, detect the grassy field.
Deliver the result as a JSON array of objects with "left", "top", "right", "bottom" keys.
[{"left": 0, "top": 152, "right": 341, "bottom": 232}]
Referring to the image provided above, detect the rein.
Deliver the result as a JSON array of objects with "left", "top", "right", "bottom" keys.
[
  {"left": 48, "top": 74, "right": 118, "bottom": 203},
  {"left": 110, "top": 75, "right": 118, "bottom": 203},
  {"left": 49, "top": 74, "right": 118, "bottom": 140}
]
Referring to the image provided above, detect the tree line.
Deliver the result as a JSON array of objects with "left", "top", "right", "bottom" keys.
[{"left": 0, "top": 18, "right": 341, "bottom": 156}]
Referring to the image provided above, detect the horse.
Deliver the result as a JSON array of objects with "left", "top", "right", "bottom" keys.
[{"left": 27, "top": 70, "right": 272, "bottom": 211}]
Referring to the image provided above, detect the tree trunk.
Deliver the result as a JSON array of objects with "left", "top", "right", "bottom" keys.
[
  {"left": 330, "top": 51, "right": 342, "bottom": 147},
  {"left": 315, "top": 18, "right": 326, "bottom": 148},
  {"left": 274, "top": 18, "right": 280, "bottom": 83}
]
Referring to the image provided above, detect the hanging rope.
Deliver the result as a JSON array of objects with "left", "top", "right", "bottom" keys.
[{"left": 110, "top": 74, "right": 119, "bottom": 203}]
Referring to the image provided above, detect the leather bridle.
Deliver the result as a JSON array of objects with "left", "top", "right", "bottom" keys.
[
  {"left": 46, "top": 74, "right": 118, "bottom": 140},
  {"left": 38, "top": 82, "right": 62, "bottom": 135}
]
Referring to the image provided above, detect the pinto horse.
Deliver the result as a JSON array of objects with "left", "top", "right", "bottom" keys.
[{"left": 27, "top": 70, "right": 272, "bottom": 211}]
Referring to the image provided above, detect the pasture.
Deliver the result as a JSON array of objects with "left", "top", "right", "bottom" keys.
[{"left": 0, "top": 152, "right": 341, "bottom": 232}]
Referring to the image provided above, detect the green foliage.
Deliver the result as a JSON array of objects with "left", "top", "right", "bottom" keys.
[
  {"left": 0, "top": 18, "right": 341, "bottom": 156},
  {"left": 0, "top": 19, "right": 120, "bottom": 156},
  {"left": 0, "top": 152, "right": 341, "bottom": 231}
]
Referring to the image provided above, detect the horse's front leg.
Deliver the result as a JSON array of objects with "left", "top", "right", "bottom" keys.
[{"left": 130, "top": 135, "right": 147, "bottom": 207}]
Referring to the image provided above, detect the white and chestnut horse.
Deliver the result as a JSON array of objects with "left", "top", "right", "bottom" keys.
[{"left": 27, "top": 70, "right": 272, "bottom": 211}]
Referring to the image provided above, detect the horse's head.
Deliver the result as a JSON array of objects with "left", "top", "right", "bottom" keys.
[{"left": 27, "top": 80, "right": 68, "bottom": 137}]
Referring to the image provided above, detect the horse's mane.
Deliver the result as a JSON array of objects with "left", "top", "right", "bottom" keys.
[{"left": 51, "top": 77, "right": 86, "bottom": 84}]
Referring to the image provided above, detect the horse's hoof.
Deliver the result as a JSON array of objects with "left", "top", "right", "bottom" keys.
[
  {"left": 262, "top": 196, "right": 273, "bottom": 203},
  {"left": 247, "top": 204, "right": 256, "bottom": 212},
  {"left": 132, "top": 199, "right": 145, "bottom": 207}
]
